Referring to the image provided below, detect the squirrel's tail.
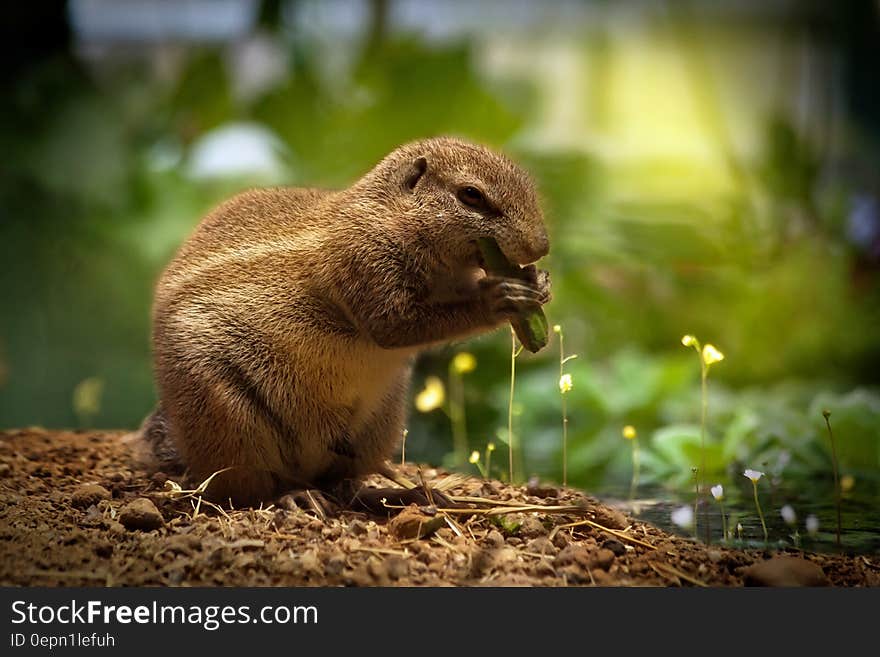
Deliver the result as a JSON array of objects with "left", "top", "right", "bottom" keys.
[{"left": 122, "top": 403, "right": 185, "bottom": 475}]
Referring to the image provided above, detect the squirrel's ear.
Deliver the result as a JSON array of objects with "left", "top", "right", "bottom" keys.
[{"left": 403, "top": 156, "right": 427, "bottom": 192}]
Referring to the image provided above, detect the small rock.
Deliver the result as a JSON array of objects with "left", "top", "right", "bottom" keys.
[
  {"left": 386, "top": 556, "right": 409, "bottom": 580},
  {"left": 367, "top": 559, "right": 388, "bottom": 583},
  {"left": 325, "top": 554, "right": 346, "bottom": 576},
  {"left": 347, "top": 519, "right": 368, "bottom": 536},
  {"left": 166, "top": 534, "right": 201, "bottom": 554},
  {"left": 591, "top": 548, "right": 615, "bottom": 571},
  {"left": 555, "top": 544, "right": 592, "bottom": 569},
  {"left": 118, "top": 498, "right": 164, "bottom": 531},
  {"left": 707, "top": 549, "right": 724, "bottom": 564},
  {"left": 526, "top": 477, "right": 559, "bottom": 498},
  {"left": 106, "top": 520, "right": 127, "bottom": 536},
  {"left": 527, "top": 537, "right": 558, "bottom": 556},
  {"left": 743, "top": 556, "right": 828, "bottom": 587},
  {"left": 601, "top": 538, "right": 626, "bottom": 557},
  {"left": 71, "top": 484, "right": 111, "bottom": 509},
  {"left": 93, "top": 541, "right": 113, "bottom": 558},
  {"left": 552, "top": 531, "right": 571, "bottom": 549},
  {"left": 82, "top": 505, "right": 102, "bottom": 524},
  {"left": 298, "top": 550, "right": 323, "bottom": 577},
  {"left": 593, "top": 506, "right": 628, "bottom": 530},
  {"left": 519, "top": 515, "right": 548, "bottom": 538},
  {"left": 485, "top": 530, "right": 505, "bottom": 548}
]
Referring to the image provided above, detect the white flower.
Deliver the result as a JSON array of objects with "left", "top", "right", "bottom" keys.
[
  {"left": 710, "top": 484, "right": 724, "bottom": 501},
  {"left": 806, "top": 515, "right": 820, "bottom": 536},
  {"left": 469, "top": 450, "right": 481, "bottom": 465},
  {"left": 744, "top": 469, "right": 764, "bottom": 482},
  {"left": 671, "top": 505, "right": 694, "bottom": 529},
  {"left": 558, "top": 373, "right": 573, "bottom": 394},
  {"left": 780, "top": 505, "right": 797, "bottom": 526}
]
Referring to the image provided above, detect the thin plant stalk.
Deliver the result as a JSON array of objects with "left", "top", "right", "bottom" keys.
[
  {"left": 400, "top": 428, "right": 408, "bottom": 466},
  {"left": 629, "top": 437, "right": 640, "bottom": 500},
  {"left": 469, "top": 450, "right": 487, "bottom": 478},
  {"left": 557, "top": 327, "right": 568, "bottom": 486},
  {"left": 486, "top": 444, "right": 494, "bottom": 479},
  {"left": 508, "top": 328, "right": 523, "bottom": 483},
  {"left": 751, "top": 479, "right": 768, "bottom": 542},
  {"left": 448, "top": 364, "right": 468, "bottom": 467},
  {"left": 699, "top": 359, "right": 709, "bottom": 543},
  {"left": 823, "top": 410, "right": 842, "bottom": 547},
  {"left": 718, "top": 500, "right": 727, "bottom": 543}
]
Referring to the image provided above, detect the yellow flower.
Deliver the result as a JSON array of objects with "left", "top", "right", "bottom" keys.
[
  {"left": 451, "top": 352, "right": 477, "bottom": 374},
  {"left": 701, "top": 344, "right": 725, "bottom": 366},
  {"left": 622, "top": 425, "right": 637, "bottom": 440},
  {"left": 841, "top": 474, "right": 855, "bottom": 492},
  {"left": 486, "top": 442, "right": 496, "bottom": 453},
  {"left": 415, "top": 376, "right": 445, "bottom": 412},
  {"left": 469, "top": 450, "right": 481, "bottom": 464},
  {"left": 681, "top": 334, "right": 697, "bottom": 347},
  {"left": 558, "top": 373, "right": 573, "bottom": 394},
  {"left": 73, "top": 377, "right": 104, "bottom": 418},
  {"left": 553, "top": 324, "right": 562, "bottom": 334}
]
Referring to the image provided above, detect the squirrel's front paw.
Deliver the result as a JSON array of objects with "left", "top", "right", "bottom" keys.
[
  {"left": 522, "top": 265, "right": 552, "bottom": 305},
  {"left": 479, "top": 275, "right": 549, "bottom": 321}
]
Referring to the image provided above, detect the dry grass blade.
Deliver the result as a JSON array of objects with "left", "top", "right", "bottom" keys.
[
  {"left": 550, "top": 518, "right": 656, "bottom": 550},
  {"left": 649, "top": 561, "right": 707, "bottom": 587},
  {"left": 434, "top": 503, "right": 587, "bottom": 516}
]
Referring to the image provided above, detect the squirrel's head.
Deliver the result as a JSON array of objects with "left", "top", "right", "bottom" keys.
[{"left": 362, "top": 137, "right": 549, "bottom": 267}]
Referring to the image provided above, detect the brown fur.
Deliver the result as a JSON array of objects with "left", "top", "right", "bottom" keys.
[{"left": 140, "top": 136, "right": 550, "bottom": 504}]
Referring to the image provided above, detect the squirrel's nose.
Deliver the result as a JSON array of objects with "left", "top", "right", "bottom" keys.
[{"left": 530, "top": 230, "right": 550, "bottom": 260}]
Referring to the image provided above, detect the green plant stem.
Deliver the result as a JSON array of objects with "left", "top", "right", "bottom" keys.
[
  {"left": 559, "top": 329, "right": 567, "bottom": 487},
  {"left": 508, "top": 328, "right": 518, "bottom": 483},
  {"left": 629, "top": 438, "right": 640, "bottom": 500},
  {"left": 752, "top": 480, "right": 768, "bottom": 542},
  {"left": 718, "top": 500, "right": 727, "bottom": 542},
  {"left": 486, "top": 448, "right": 492, "bottom": 479},
  {"left": 400, "top": 429, "right": 407, "bottom": 466},
  {"left": 448, "top": 365, "right": 467, "bottom": 467},
  {"left": 823, "top": 413, "right": 842, "bottom": 548},
  {"left": 699, "top": 362, "right": 709, "bottom": 544}
]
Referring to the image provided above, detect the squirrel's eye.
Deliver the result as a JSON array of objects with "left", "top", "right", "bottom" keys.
[{"left": 457, "top": 186, "right": 485, "bottom": 208}]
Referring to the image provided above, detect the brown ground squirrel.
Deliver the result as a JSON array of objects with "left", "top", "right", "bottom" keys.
[{"left": 137, "top": 136, "right": 551, "bottom": 505}]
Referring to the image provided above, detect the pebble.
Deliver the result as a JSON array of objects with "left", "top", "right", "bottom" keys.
[
  {"left": 93, "top": 540, "right": 113, "bottom": 558},
  {"left": 601, "top": 538, "right": 626, "bottom": 557},
  {"left": 71, "top": 484, "right": 111, "bottom": 509},
  {"left": 743, "top": 556, "right": 829, "bottom": 587},
  {"left": 593, "top": 506, "right": 628, "bottom": 530},
  {"left": 526, "top": 537, "right": 558, "bottom": 556},
  {"left": 519, "top": 515, "right": 548, "bottom": 538},
  {"left": 386, "top": 556, "right": 409, "bottom": 581},
  {"left": 485, "top": 530, "right": 505, "bottom": 548},
  {"left": 118, "top": 498, "right": 164, "bottom": 531},
  {"left": 591, "top": 548, "right": 616, "bottom": 571},
  {"left": 555, "top": 544, "right": 592, "bottom": 569}
]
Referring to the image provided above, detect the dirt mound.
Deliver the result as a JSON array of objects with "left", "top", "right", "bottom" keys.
[{"left": 1, "top": 429, "right": 877, "bottom": 587}]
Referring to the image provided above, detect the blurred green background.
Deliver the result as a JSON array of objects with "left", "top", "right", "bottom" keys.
[{"left": 2, "top": 1, "right": 879, "bottom": 517}]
